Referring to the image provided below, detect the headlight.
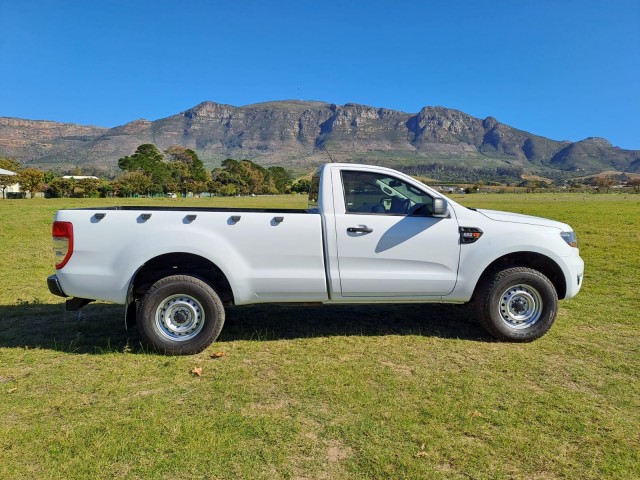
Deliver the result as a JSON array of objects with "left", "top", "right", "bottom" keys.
[{"left": 560, "top": 231, "right": 578, "bottom": 248}]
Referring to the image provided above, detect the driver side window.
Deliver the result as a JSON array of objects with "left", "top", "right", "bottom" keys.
[{"left": 341, "top": 171, "right": 434, "bottom": 215}]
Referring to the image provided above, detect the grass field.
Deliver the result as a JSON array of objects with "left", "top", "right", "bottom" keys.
[{"left": 1, "top": 193, "right": 639, "bottom": 479}]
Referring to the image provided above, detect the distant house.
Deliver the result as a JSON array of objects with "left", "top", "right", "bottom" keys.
[
  {"left": 62, "top": 175, "right": 99, "bottom": 180},
  {"left": 0, "top": 168, "right": 20, "bottom": 198}
]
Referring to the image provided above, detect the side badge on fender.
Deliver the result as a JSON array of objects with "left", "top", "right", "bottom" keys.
[{"left": 459, "top": 227, "right": 483, "bottom": 244}]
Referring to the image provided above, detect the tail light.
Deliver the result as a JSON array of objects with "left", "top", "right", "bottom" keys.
[{"left": 52, "top": 221, "right": 74, "bottom": 269}]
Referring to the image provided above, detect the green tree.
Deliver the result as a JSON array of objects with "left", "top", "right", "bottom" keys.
[
  {"left": 113, "top": 171, "right": 153, "bottom": 197},
  {"left": 291, "top": 178, "right": 311, "bottom": 193},
  {"left": 217, "top": 159, "right": 264, "bottom": 194},
  {"left": 628, "top": 178, "right": 640, "bottom": 192},
  {"left": 97, "top": 180, "right": 113, "bottom": 198},
  {"left": 74, "top": 178, "right": 101, "bottom": 198},
  {"left": 165, "top": 147, "right": 211, "bottom": 196},
  {"left": 48, "top": 177, "right": 74, "bottom": 198},
  {"left": 165, "top": 146, "right": 209, "bottom": 183},
  {"left": 242, "top": 161, "right": 267, "bottom": 194},
  {"left": 211, "top": 164, "right": 247, "bottom": 195},
  {"left": 192, "top": 180, "right": 209, "bottom": 196},
  {"left": 118, "top": 144, "right": 171, "bottom": 191},
  {"left": 220, "top": 158, "right": 241, "bottom": 174},
  {"left": 211, "top": 159, "right": 293, "bottom": 196},
  {"left": 43, "top": 170, "right": 57, "bottom": 184},
  {"left": 18, "top": 168, "right": 45, "bottom": 198},
  {"left": 168, "top": 161, "right": 190, "bottom": 196},
  {"left": 219, "top": 183, "right": 238, "bottom": 196},
  {"left": 267, "top": 166, "right": 292, "bottom": 194}
]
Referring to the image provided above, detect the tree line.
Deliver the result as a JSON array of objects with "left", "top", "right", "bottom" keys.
[
  {"left": 0, "top": 145, "right": 311, "bottom": 198},
  {"left": 2, "top": 147, "right": 638, "bottom": 199}
]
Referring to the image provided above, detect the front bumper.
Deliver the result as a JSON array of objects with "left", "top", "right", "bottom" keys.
[
  {"left": 47, "top": 274, "right": 67, "bottom": 297},
  {"left": 563, "top": 253, "right": 585, "bottom": 299}
]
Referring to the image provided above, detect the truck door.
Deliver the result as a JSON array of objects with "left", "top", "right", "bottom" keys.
[{"left": 334, "top": 169, "right": 460, "bottom": 297}]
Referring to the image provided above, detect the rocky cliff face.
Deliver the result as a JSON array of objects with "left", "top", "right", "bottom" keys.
[
  {"left": 0, "top": 118, "right": 107, "bottom": 168},
  {"left": 1, "top": 101, "right": 638, "bottom": 175}
]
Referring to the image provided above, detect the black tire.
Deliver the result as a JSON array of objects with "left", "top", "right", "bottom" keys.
[
  {"left": 474, "top": 267, "right": 558, "bottom": 342},
  {"left": 137, "top": 275, "right": 225, "bottom": 355}
]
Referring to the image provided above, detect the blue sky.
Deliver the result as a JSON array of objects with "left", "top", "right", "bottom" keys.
[{"left": 1, "top": 0, "right": 639, "bottom": 149}]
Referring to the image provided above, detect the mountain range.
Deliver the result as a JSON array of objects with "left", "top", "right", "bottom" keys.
[{"left": 1, "top": 100, "right": 638, "bottom": 178}]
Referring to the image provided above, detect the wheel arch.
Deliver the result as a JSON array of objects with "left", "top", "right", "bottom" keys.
[
  {"left": 472, "top": 251, "right": 567, "bottom": 301},
  {"left": 126, "top": 252, "right": 234, "bottom": 327}
]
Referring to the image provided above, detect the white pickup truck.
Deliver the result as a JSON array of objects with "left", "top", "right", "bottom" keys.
[{"left": 47, "top": 163, "right": 584, "bottom": 354}]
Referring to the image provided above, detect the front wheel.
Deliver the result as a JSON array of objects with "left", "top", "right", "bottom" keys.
[
  {"left": 137, "top": 275, "right": 225, "bottom": 355},
  {"left": 474, "top": 267, "right": 558, "bottom": 342}
]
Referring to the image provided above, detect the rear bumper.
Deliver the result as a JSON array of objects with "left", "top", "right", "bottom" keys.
[
  {"left": 47, "top": 274, "right": 94, "bottom": 310},
  {"left": 47, "top": 274, "right": 67, "bottom": 297}
]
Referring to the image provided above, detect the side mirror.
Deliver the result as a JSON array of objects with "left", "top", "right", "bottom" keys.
[
  {"left": 432, "top": 198, "right": 448, "bottom": 217},
  {"left": 409, "top": 198, "right": 449, "bottom": 217}
]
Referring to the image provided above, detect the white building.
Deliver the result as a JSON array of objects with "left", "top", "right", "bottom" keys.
[{"left": 0, "top": 168, "right": 20, "bottom": 198}]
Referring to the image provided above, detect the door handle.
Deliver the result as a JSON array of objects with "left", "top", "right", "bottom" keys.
[{"left": 347, "top": 226, "right": 373, "bottom": 233}]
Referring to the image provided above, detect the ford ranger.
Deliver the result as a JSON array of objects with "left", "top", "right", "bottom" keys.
[{"left": 47, "top": 163, "right": 584, "bottom": 354}]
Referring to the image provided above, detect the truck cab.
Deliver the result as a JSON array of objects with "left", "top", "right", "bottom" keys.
[{"left": 314, "top": 164, "right": 462, "bottom": 299}]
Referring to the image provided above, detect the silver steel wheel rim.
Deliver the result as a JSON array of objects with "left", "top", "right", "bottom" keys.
[
  {"left": 155, "top": 294, "right": 205, "bottom": 341},
  {"left": 498, "top": 284, "right": 543, "bottom": 329}
]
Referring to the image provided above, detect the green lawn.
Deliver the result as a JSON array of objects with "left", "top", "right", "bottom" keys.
[{"left": 0, "top": 193, "right": 638, "bottom": 479}]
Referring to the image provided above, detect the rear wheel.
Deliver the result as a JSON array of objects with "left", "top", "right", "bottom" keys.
[
  {"left": 137, "top": 275, "right": 225, "bottom": 355},
  {"left": 474, "top": 267, "right": 558, "bottom": 342}
]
